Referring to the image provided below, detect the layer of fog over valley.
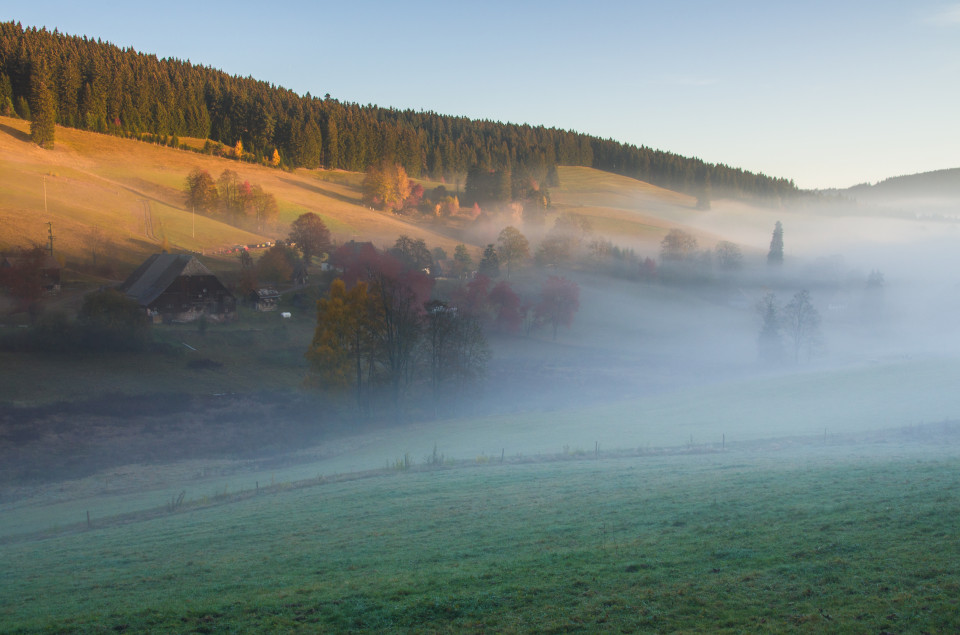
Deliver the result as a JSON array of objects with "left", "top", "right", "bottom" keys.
[{"left": 7, "top": 178, "right": 960, "bottom": 542}]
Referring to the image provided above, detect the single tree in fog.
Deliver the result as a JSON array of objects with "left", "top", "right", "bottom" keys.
[
  {"left": 782, "top": 289, "right": 822, "bottom": 363},
  {"left": 451, "top": 244, "right": 473, "bottom": 280},
  {"left": 756, "top": 292, "right": 783, "bottom": 364},
  {"left": 536, "top": 276, "right": 580, "bottom": 340},
  {"left": 478, "top": 244, "right": 500, "bottom": 278},
  {"left": 368, "top": 268, "right": 428, "bottom": 417},
  {"left": 496, "top": 226, "right": 529, "bottom": 278},
  {"left": 660, "top": 229, "right": 698, "bottom": 263},
  {"left": 424, "top": 300, "right": 490, "bottom": 412},
  {"left": 768, "top": 221, "right": 784, "bottom": 266},
  {"left": 861, "top": 269, "right": 885, "bottom": 325},
  {"left": 715, "top": 241, "right": 743, "bottom": 271}
]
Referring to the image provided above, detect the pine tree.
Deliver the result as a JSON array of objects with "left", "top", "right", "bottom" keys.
[
  {"left": 451, "top": 244, "right": 473, "bottom": 280},
  {"left": 478, "top": 244, "right": 500, "bottom": 278},
  {"left": 768, "top": 221, "right": 784, "bottom": 266},
  {"left": 30, "top": 64, "right": 56, "bottom": 149},
  {"left": 757, "top": 293, "right": 783, "bottom": 364}
]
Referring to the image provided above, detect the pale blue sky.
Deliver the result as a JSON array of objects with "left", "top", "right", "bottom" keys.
[{"left": 5, "top": 1, "right": 959, "bottom": 189}]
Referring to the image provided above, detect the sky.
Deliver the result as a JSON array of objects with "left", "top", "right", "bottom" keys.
[{"left": 5, "top": 1, "right": 959, "bottom": 189}]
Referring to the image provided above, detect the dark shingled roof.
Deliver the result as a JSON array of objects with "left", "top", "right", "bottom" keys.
[{"left": 118, "top": 254, "right": 215, "bottom": 306}]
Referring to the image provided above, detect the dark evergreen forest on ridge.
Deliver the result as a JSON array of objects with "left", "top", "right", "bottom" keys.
[{"left": 0, "top": 21, "right": 797, "bottom": 202}]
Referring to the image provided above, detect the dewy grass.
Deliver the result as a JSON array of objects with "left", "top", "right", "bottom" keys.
[{"left": 2, "top": 445, "right": 959, "bottom": 632}]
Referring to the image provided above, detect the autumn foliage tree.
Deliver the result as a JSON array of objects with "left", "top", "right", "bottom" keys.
[
  {"left": 306, "top": 278, "right": 373, "bottom": 410},
  {"left": 488, "top": 280, "right": 523, "bottom": 333},
  {"left": 256, "top": 243, "right": 298, "bottom": 284},
  {"left": 250, "top": 184, "right": 278, "bottom": 230},
  {"left": 185, "top": 168, "right": 219, "bottom": 214},
  {"left": 362, "top": 162, "right": 411, "bottom": 212}
]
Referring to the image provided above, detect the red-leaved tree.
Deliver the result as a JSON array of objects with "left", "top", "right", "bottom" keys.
[
  {"left": 488, "top": 280, "right": 522, "bottom": 333},
  {"left": 451, "top": 274, "right": 491, "bottom": 320}
]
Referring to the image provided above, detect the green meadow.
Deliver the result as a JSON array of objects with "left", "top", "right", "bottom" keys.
[{"left": 2, "top": 437, "right": 959, "bottom": 633}]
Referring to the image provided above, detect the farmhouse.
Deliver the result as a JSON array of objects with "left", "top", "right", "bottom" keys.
[
  {"left": 250, "top": 287, "right": 281, "bottom": 311},
  {"left": 118, "top": 253, "right": 236, "bottom": 323}
]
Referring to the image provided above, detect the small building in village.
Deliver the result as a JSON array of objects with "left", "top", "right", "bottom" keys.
[
  {"left": 118, "top": 253, "right": 236, "bottom": 323},
  {"left": 249, "top": 287, "right": 281, "bottom": 311}
]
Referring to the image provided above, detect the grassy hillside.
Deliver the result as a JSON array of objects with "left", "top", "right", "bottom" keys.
[
  {"left": 1, "top": 116, "right": 746, "bottom": 272},
  {"left": 2, "top": 435, "right": 958, "bottom": 632},
  {"left": 0, "top": 117, "right": 465, "bottom": 269}
]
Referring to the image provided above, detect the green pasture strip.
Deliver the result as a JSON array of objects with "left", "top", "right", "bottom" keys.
[
  {"left": 0, "top": 313, "right": 313, "bottom": 406},
  {"left": 1, "top": 447, "right": 958, "bottom": 632}
]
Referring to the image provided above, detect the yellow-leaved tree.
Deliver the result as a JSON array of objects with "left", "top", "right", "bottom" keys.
[
  {"left": 306, "top": 279, "right": 373, "bottom": 411},
  {"left": 361, "top": 162, "right": 410, "bottom": 212}
]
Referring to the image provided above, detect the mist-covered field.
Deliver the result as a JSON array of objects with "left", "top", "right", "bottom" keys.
[{"left": 3, "top": 433, "right": 959, "bottom": 633}]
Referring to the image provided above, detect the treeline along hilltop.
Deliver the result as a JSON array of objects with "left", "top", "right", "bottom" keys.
[{"left": 0, "top": 21, "right": 796, "bottom": 202}]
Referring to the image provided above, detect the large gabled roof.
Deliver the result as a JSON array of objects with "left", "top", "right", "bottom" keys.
[{"left": 118, "top": 254, "right": 216, "bottom": 306}]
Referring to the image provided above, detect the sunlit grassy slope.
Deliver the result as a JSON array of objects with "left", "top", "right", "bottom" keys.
[
  {"left": 0, "top": 117, "right": 463, "bottom": 267},
  {"left": 551, "top": 166, "right": 698, "bottom": 242},
  {"left": 1, "top": 116, "right": 747, "bottom": 270},
  {"left": 2, "top": 442, "right": 958, "bottom": 632}
]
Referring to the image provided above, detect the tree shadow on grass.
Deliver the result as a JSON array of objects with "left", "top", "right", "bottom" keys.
[
  {"left": 278, "top": 176, "right": 361, "bottom": 207},
  {"left": 0, "top": 121, "right": 31, "bottom": 143}
]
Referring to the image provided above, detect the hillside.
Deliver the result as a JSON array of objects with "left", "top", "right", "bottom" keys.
[
  {"left": 0, "top": 116, "right": 729, "bottom": 274},
  {"left": 0, "top": 21, "right": 799, "bottom": 202},
  {"left": 845, "top": 167, "right": 960, "bottom": 213},
  {"left": 0, "top": 116, "right": 466, "bottom": 270}
]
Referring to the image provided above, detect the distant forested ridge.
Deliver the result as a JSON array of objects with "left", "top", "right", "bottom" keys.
[{"left": 0, "top": 21, "right": 797, "bottom": 201}]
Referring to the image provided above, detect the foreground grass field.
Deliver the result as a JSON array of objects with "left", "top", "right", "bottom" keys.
[{"left": 2, "top": 437, "right": 958, "bottom": 633}]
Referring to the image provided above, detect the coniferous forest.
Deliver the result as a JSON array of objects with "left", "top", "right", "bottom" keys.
[{"left": 0, "top": 21, "right": 798, "bottom": 201}]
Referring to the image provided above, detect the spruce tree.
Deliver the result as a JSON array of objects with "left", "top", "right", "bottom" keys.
[
  {"left": 767, "top": 221, "right": 784, "bottom": 266},
  {"left": 757, "top": 293, "right": 783, "bottom": 364},
  {"left": 478, "top": 244, "right": 500, "bottom": 278},
  {"left": 30, "top": 64, "right": 56, "bottom": 149}
]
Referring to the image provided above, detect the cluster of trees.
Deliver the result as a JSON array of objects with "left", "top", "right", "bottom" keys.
[
  {"left": 306, "top": 241, "right": 486, "bottom": 418},
  {"left": 306, "top": 235, "right": 583, "bottom": 417},
  {"left": 361, "top": 162, "right": 418, "bottom": 213},
  {"left": 236, "top": 212, "right": 333, "bottom": 293},
  {"left": 185, "top": 168, "right": 279, "bottom": 230},
  {"left": 1, "top": 21, "right": 798, "bottom": 201},
  {"left": 757, "top": 290, "right": 823, "bottom": 364},
  {"left": 654, "top": 222, "right": 788, "bottom": 283}
]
